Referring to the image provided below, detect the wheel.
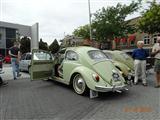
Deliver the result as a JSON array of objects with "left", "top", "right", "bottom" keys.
[{"left": 73, "top": 74, "right": 88, "bottom": 95}]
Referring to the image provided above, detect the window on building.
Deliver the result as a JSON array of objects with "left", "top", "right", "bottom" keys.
[
  {"left": 152, "top": 34, "right": 160, "bottom": 44},
  {"left": 6, "top": 28, "right": 16, "bottom": 48},
  {"left": 143, "top": 35, "right": 150, "bottom": 45}
]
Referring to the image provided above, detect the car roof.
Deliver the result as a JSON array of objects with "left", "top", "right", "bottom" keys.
[
  {"left": 66, "top": 46, "right": 99, "bottom": 53},
  {"left": 103, "top": 50, "right": 124, "bottom": 54}
]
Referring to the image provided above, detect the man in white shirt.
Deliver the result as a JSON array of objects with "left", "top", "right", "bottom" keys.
[{"left": 152, "top": 36, "right": 160, "bottom": 88}]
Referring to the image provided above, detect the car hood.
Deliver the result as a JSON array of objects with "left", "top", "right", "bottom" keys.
[
  {"left": 112, "top": 60, "right": 130, "bottom": 75},
  {"left": 92, "top": 60, "right": 122, "bottom": 83}
]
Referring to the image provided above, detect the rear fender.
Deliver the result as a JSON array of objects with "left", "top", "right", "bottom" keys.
[{"left": 69, "top": 66, "right": 111, "bottom": 91}]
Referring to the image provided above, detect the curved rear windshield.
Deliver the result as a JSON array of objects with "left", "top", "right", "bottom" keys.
[
  {"left": 103, "top": 52, "right": 112, "bottom": 59},
  {"left": 88, "top": 50, "right": 108, "bottom": 61}
]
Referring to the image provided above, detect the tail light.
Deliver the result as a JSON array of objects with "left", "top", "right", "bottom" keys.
[{"left": 92, "top": 74, "right": 100, "bottom": 82}]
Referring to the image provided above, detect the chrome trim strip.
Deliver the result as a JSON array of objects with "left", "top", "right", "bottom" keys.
[{"left": 95, "top": 85, "right": 127, "bottom": 92}]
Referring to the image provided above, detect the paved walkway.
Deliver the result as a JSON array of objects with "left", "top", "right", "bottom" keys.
[
  {"left": 1, "top": 64, "right": 30, "bottom": 81},
  {"left": 0, "top": 64, "right": 159, "bottom": 120}
]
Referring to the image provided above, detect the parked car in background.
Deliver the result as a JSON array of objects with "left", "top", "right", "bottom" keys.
[
  {"left": 30, "top": 47, "right": 128, "bottom": 97},
  {"left": 103, "top": 50, "right": 134, "bottom": 82},
  {"left": 19, "top": 53, "right": 31, "bottom": 72},
  {"left": 4, "top": 55, "right": 11, "bottom": 63}
]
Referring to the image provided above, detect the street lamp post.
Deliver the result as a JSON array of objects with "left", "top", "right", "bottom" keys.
[{"left": 88, "top": 0, "right": 92, "bottom": 40}]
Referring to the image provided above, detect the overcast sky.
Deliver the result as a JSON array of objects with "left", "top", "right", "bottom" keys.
[{"left": 0, "top": 0, "right": 157, "bottom": 45}]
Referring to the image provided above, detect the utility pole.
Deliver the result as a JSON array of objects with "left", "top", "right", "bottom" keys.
[{"left": 88, "top": 0, "right": 92, "bottom": 40}]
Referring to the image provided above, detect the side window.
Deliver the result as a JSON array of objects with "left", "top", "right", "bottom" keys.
[
  {"left": 26, "top": 54, "right": 31, "bottom": 60},
  {"left": 33, "top": 51, "right": 52, "bottom": 60},
  {"left": 65, "top": 51, "right": 78, "bottom": 61},
  {"left": 21, "top": 54, "right": 26, "bottom": 60}
]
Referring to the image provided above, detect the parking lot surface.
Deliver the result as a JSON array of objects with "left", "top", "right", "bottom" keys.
[{"left": 0, "top": 65, "right": 160, "bottom": 120}]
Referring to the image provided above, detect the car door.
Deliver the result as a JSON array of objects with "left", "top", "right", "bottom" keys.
[
  {"left": 63, "top": 50, "right": 79, "bottom": 83},
  {"left": 30, "top": 49, "right": 54, "bottom": 80}
]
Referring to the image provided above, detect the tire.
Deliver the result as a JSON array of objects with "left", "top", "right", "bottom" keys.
[{"left": 73, "top": 74, "right": 88, "bottom": 95}]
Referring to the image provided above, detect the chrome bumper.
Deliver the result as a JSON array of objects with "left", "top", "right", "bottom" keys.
[{"left": 95, "top": 85, "right": 128, "bottom": 92}]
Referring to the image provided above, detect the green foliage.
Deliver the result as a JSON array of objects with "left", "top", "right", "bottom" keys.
[
  {"left": 138, "top": 0, "right": 160, "bottom": 34},
  {"left": 49, "top": 39, "right": 60, "bottom": 54},
  {"left": 39, "top": 38, "right": 48, "bottom": 51},
  {"left": 73, "top": 0, "right": 141, "bottom": 42},
  {"left": 20, "top": 36, "right": 31, "bottom": 54},
  {"left": 92, "top": 0, "right": 141, "bottom": 42},
  {"left": 73, "top": 25, "right": 90, "bottom": 39}
]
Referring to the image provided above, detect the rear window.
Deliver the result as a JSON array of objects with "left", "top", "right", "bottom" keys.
[
  {"left": 103, "top": 52, "right": 112, "bottom": 59},
  {"left": 88, "top": 50, "right": 108, "bottom": 61}
]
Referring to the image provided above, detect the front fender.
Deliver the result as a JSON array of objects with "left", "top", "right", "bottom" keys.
[{"left": 69, "top": 66, "right": 110, "bottom": 91}]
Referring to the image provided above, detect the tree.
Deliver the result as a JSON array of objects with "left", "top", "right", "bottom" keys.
[
  {"left": 73, "top": 0, "right": 141, "bottom": 42},
  {"left": 20, "top": 36, "right": 31, "bottom": 54},
  {"left": 73, "top": 25, "right": 90, "bottom": 39},
  {"left": 138, "top": 0, "right": 160, "bottom": 34},
  {"left": 39, "top": 38, "right": 48, "bottom": 51},
  {"left": 92, "top": 0, "right": 142, "bottom": 42},
  {"left": 49, "top": 39, "right": 60, "bottom": 54}
]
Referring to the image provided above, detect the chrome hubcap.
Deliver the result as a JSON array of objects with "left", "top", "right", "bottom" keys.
[{"left": 73, "top": 74, "right": 85, "bottom": 94}]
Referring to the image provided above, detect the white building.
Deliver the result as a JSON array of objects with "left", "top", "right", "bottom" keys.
[{"left": 0, "top": 21, "right": 39, "bottom": 56}]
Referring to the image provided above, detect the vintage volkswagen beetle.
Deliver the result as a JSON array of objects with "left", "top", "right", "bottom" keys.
[
  {"left": 103, "top": 50, "right": 134, "bottom": 71},
  {"left": 103, "top": 50, "right": 134, "bottom": 80},
  {"left": 30, "top": 47, "right": 128, "bottom": 97}
]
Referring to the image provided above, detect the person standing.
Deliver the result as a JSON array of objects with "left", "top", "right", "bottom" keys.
[
  {"left": 9, "top": 41, "right": 21, "bottom": 80},
  {"left": 132, "top": 41, "right": 149, "bottom": 86},
  {"left": 151, "top": 36, "right": 160, "bottom": 88}
]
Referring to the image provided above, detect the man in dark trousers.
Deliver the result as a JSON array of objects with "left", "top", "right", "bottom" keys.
[{"left": 9, "top": 41, "right": 21, "bottom": 80}]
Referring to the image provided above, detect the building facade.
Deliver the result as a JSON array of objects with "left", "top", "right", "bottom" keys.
[
  {"left": 0, "top": 21, "right": 39, "bottom": 56},
  {"left": 113, "top": 17, "right": 160, "bottom": 52}
]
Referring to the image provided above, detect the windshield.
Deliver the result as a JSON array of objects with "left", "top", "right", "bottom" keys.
[
  {"left": 103, "top": 52, "right": 112, "bottom": 59},
  {"left": 88, "top": 50, "right": 108, "bottom": 61}
]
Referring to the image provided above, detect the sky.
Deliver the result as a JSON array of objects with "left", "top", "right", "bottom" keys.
[{"left": 0, "top": 0, "right": 158, "bottom": 45}]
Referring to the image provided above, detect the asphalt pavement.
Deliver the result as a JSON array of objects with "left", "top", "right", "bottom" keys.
[{"left": 0, "top": 64, "right": 160, "bottom": 120}]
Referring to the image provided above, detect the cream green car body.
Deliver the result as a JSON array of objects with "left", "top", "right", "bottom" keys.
[
  {"left": 30, "top": 47, "right": 128, "bottom": 96},
  {"left": 103, "top": 50, "right": 134, "bottom": 79}
]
